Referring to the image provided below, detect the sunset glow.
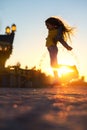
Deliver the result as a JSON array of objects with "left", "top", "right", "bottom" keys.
[
  {"left": 1, "top": 0, "right": 87, "bottom": 81},
  {"left": 58, "top": 66, "right": 74, "bottom": 77},
  {"left": 43, "top": 65, "right": 75, "bottom": 78}
]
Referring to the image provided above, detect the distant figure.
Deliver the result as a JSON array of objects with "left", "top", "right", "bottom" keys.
[{"left": 45, "top": 16, "right": 74, "bottom": 84}]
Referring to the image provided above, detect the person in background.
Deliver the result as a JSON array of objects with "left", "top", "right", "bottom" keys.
[{"left": 45, "top": 16, "right": 74, "bottom": 84}]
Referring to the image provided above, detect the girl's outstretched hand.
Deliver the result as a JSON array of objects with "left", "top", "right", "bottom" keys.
[{"left": 67, "top": 46, "right": 73, "bottom": 51}]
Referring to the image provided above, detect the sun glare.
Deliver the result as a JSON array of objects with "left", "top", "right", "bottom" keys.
[
  {"left": 44, "top": 65, "right": 74, "bottom": 78},
  {"left": 43, "top": 64, "right": 79, "bottom": 83},
  {"left": 58, "top": 66, "right": 73, "bottom": 77}
]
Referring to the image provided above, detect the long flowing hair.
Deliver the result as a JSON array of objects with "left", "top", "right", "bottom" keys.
[{"left": 45, "top": 16, "right": 74, "bottom": 42}]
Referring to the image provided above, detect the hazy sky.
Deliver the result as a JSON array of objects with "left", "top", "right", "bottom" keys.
[{"left": 0, "top": 0, "right": 87, "bottom": 80}]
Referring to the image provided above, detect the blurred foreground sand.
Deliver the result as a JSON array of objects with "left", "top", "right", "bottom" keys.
[{"left": 0, "top": 86, "right": 87, "bottom": 130}]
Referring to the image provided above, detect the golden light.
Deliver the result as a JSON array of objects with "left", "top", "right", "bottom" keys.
[
  {"left": 47, "top": 65, "right": 73, "bottom": 78},
  {"left": 44, "top": 65, "right": 73, "bottom": 77},
  {"left": 11, "top": 24, "right": 16, "bottom": 32},
  {"left": 45, "top": 64, "right": 79, "bottom": 82},
  {"left": 58, "top": 66, "right": 73, "bottom": 77},
  {"left": 5, "top": 26, "right": 10, "bottom": 35}
]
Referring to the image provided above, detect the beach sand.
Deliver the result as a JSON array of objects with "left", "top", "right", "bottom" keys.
[{"left": 0, "top": 86, "right": 87, "bottom": 130}]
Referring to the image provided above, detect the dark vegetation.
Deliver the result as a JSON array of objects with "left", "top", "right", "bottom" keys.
[{"left": 0, "top": 65, "right": 52, "bottom": 88}]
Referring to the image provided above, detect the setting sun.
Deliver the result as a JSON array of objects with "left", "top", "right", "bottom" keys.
[
  {"left": 58, "top": 66, "right": 74, "bottom": 77},
  {"left": 43, "top": 64, "right": 79, "bottom": 83}
]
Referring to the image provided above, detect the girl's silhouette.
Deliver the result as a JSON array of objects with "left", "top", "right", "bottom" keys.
[{"left": 45, "top": 16, "right": 74, "bottom": 84}]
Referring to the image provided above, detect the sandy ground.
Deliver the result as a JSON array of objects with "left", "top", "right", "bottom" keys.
[{"left": 0, "top": 86, "right": 87, "bottom": 130}]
